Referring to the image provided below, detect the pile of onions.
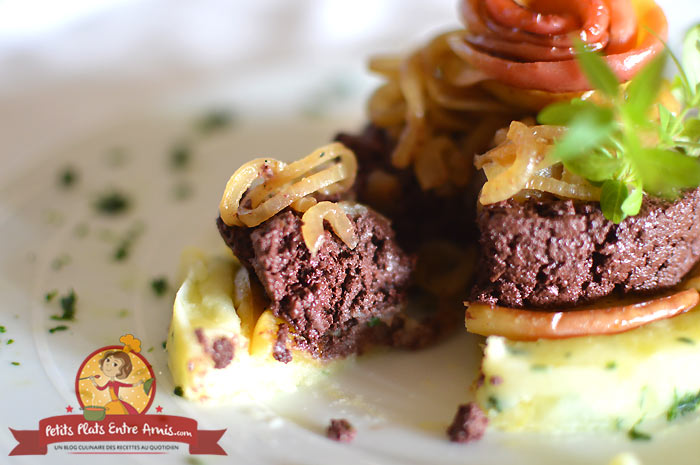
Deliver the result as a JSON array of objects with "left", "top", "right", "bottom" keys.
[
  {"left": 366, "top": 0, "right": 667, "bottom": 198},
  {"left": 367, "top": 35, "right": 516, "bottom": 195},
  {"left": 476, "top": 121, "right": 600, "bottom": 205},
  {"left": 218, "top": 143, "right": 359, "bottom": 255}
]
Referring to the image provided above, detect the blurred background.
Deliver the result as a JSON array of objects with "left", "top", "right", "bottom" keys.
[
  {"left": 0, "top": 0, "right": 459, "bottom": 88},
  {"left": 0, "top": 0, "right": 695, "bottom": 185},
  {"left": 0, "top": 0, "right": 459, "bottom": 185}
]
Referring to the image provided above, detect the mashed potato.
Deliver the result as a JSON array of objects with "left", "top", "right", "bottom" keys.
[
  {"left": 476, "top": 296, "right": 700, "bottom": 433},
  {"left": 167, "top": 250, "right": 343, "bottom": 403}
]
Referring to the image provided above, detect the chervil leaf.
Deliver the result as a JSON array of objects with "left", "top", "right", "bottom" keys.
[
  {"left": 562, "top": 152, "right": 621, "bottom": 183},
  {"left": 679, "top": 118, "right": 700, "bottom": 155},
  {"left": 535, "top": 29, "right": 700, "bottom": 222},
  {"left": 621, "top": 185, "right": 644, "bottom": 217},
  {"left": 670, "top": 74, "right": 688, "bottom": 104},
  {"left": 600, "top": 180, "right": 629, "bottom": 223},
  {"left": 657, "top": 104, "right": 676, "bottom": 147},
  {"left": 624, "top": 54, "right": 666, "bottom": 125},
  {"left": 574, "top": 40, "right": 620, "bottom": 97},
  {"left": 680, "top": 119, "right": 700, "bottom": 141},
  {"left": 682, "top": 25, "right": 700, "bottom": 95},
  {"left": 548, "top": 106, "right": 615, "bottom": 162},
  {"left": 538, "top": 100, "right": 597, "bottom": 126},
  {"left": 631, "top": 147, "right": 700, "bottom": 198},
  {"left": 658, "top": 104, "right": 673, "bottom": 132}
]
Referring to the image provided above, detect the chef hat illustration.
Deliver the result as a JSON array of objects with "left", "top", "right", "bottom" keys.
[{"left": 119, "top": 334, "right": 142, "bottom": 354}]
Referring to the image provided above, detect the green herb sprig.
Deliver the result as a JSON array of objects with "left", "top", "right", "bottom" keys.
[
  {"left": 628, "top": 424, "right": 652, "bottom": 441},
  {"left": 667, "top": 389, "right": 700, "bottom": 421},
  {"left": 150, "top": 277, "right": 169, "bottom": 297},
  {"left": 51, "top": 290, "right": 76, "bottom": 321},
  {"left": 196, "top": 110, "right": 232, "bottom": 135},
  {"left": 94, "top": 191, "right": 130, "bottom": 216},
  {"left": 538, "top": 27, "right": 700, "bottom": 223}
]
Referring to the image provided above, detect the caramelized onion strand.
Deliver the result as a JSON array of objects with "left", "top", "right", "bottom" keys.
[{"left": 465, "top": 289, "right": 700, "bottom": 340}]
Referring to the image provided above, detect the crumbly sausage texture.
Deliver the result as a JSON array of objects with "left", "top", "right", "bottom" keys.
[
  {"left": 472, "top": 188, "right": 700, "bottom": 308},
  {"left": 447, "top": 402, "right": 488, "bottom": 443},
  {"left": 217, "top": 207, "right": 414, "bottom": 359},
  {"left": 326, "top": 419, "right": 356, "bottom": 443}
]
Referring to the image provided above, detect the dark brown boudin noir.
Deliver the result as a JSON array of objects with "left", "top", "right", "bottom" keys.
[
  {"left": 217, "top": 207, "right": 414, "bottom": 359},
  {"left": 326, "top": 419, "right": 357, "bottom": 443},
  {"left": 447, "top": 402, "right": 488, "bottom": 443},
  {"left": 472, "top": 189, "right": 700, "bottom": 309}
]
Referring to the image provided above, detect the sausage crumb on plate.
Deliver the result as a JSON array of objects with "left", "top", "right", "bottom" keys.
[
  {"left": 326, "top": 419, "right": 356, "bottom": 443},
  {"left": 447, "top": 402, "right": 488, "bottom": 443}
]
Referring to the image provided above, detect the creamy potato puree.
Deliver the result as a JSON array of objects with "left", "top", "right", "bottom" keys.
[{"left": 167, "top": 250, "right": 343, "bottom": 403}]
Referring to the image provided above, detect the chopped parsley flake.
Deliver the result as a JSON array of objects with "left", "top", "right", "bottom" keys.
[
  {"left": 628, "top": 425, "right": 652, "bottom": 441},
  {"left": 94, "top": 191, "right": 130, "bottom": 215},
  {"left": 51, "top": 254, "right": 71, "bottom": 271},
  {"left": 58, "top": 167, "right": 78, "bottom": 188},
  {"left": 151, "top": 277, "right": 169, "bottom": 296},
  {"left": 367, "top": 317, "right": 381, "bottom": 327},
  {"left": 677, "top": 337, "right": 695, "bottom": 345},
  {"left": 113, "top": 222, "right": 145, "bottom": 262},
  {"left": 197, "top": 110, "right": 232, "bottom": 134},
  {"left": 173, "top": 386, "right": 184, "bottom": 397},
  {"left": 74, "top": 223, "right": 89, "bottom": 238},
  {"left": 118, "top": 309, "right": 130, "bottom": 318},
  {"left": 506, "top": 345, "right": 528, "bottom": 355},
  {"left": 44, "top": 209, "right": 65, "bottom": 226},
  {"left": 51, "top": 290, "right": 76, "bottom": 321},
  {"left": 7, "top": 339, "right": 14, "bottom": 345},
  {"left": 162, "top": 340, "right": 167, "bottom": 350},
  {"left": 506, "top": 346, "right": 528, "bottom": 356},
  {"left": 45, "top": 290, "right": 58, "bottom": 302},
  {"left": 667, "top": 390, "right": 700, "bottom": 421},
  {"left": 49, "top": 325, "right": 68, "bottom": 334},
  {"left": 614, "top": 418, "right": 624, "bottom": 431},
  {"left": 147, "top": 347, "right": 154, "bottom": 353},
  {"left": 0, "top": 326, "right": 5, "bottom": 333},
  {"left": 173, "top": 182, "right": 193, "bottom": 201},
  {"left": 11, "top": 362, "right": 20, "bottom": 366},
  {"left": 114, "top": 243, "right": 128, "bottom": 261},
  {"left": 106, "top": 147, "right": 128, "bottom": 167},
  {"left": 640, "top": 386, "right": 649, "bottom": 409},
  {"left": 170, "top": 144, "right": 191, "bottom": 170},
  {"left": 487, "top": 396, "right": 502, "bottom": 412},
  {"left": 606, "top": 361, "right": 617, "bottom": 370}
]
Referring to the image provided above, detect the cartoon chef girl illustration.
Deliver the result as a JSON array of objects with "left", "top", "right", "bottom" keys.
[{"left": 87, "top": 335, "right": 145, "bottom": 415}]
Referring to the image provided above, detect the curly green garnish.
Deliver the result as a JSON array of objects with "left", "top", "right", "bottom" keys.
[{"left": 538, "top": 26, "right": 700, "bottom": 223}]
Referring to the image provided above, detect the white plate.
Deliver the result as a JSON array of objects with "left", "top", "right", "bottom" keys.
[{"left": 2, "top": 2, "right": 700, "bottom": 464}]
